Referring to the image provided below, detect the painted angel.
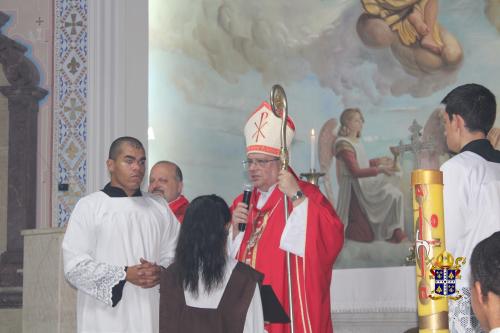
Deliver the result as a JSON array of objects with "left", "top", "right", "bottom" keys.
[{"left": 319, "top": 108, "right": 407, "bottom": 243}]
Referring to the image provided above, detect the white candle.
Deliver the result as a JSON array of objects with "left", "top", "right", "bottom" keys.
[{"left": 310, "top": 128, "right": 316, "bottom": 171}]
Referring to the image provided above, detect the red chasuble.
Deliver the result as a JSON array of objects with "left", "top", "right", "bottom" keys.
[
  {"left": 168, "top": 195, "right": 189, "bottom": 223},
  {"left": 231, "top": 171, "right": 344, "bottom": 333}
]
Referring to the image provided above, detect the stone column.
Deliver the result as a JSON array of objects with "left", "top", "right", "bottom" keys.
[{"left": 0, "top": 11, "right": 48, "bottom": 307}]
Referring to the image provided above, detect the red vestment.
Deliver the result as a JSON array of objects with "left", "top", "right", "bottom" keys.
[
  {"left": 231, "top": 172, "right": 344, "bottom": 333},
  {"left": 169, "top": 195, "right": 189, "bottom": 223}
]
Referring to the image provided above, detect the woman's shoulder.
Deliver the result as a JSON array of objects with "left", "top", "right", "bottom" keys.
[{"left": 334, "top": 137, "right": 355, "bottom": 154}]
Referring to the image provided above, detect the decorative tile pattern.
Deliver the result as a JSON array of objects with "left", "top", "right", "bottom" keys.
[{"left": 54, "top": 0, "right": 88, "bottom": 227}]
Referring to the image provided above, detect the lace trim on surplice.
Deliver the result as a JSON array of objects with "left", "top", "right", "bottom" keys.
[{"left": 66, "top": 259, "right": 126, "bottom": 306}]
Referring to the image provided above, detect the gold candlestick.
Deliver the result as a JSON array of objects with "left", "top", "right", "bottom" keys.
[
  {"left": 299, "top": 169, "right": 325, "bottom": 186},
  {"left": 390, "top": 146, "right": 401, "bottom": 172}
]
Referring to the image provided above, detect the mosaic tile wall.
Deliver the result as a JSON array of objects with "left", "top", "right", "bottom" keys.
[{"left": 54, "top": 0, "right": 87, "bottom": 227}]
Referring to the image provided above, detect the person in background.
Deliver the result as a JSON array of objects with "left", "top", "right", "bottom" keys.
[{"left": 149, "top": 160, "right": 189, "bottom": 222}]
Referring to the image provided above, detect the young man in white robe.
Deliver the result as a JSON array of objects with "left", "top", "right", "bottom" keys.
[
  {"left": 440, "top": 84, "right": 500, "bottom": 333},
  {"left": 62, "top": 136, "right": 180, "bottom": 333}
]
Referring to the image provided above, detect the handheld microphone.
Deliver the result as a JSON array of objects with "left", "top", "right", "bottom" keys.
[{"left": 239, "top": 184, "right": 253, "bottom": 232}]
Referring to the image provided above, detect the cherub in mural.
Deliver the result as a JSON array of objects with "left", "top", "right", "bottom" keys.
[
  {"left": 357, "top": 0, "right": 463, "bottom": 75},
  {"left": 485, "top": 0, "right": 500, "bottom": 33},
  {"left": 319, "top": 108, "right": 407, "bottom": 243},
  {"left": 362, "top": 0, "right": 442, "bottom": 54}
]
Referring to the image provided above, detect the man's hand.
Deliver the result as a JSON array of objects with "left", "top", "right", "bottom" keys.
[
  {"left": 126, "top": 258, "right": 161, "bottom": 288},
  {"left": 231, "top": 202, "right": 249, "bottom": 238},
  {"left": 278, "top": 170, "right": 305, "bottom": 206}
]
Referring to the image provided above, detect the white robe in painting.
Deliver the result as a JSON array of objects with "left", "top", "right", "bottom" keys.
[
  {"left": 335, "top": 137, "right": 405, "bottom": 240},
  {"left": 62, "top": 191, "right": 179, "bottom": 333}
]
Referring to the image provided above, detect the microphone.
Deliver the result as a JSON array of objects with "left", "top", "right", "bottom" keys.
[{"left": 239, "top": 184, "right": 253, "bottom": 232}]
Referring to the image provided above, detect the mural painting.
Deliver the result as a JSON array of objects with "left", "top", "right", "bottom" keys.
[{"left": 149, "top": 0, "right": 500, "bottom": 268}]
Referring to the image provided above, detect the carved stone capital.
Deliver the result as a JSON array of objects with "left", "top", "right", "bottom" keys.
[
  {"left": 0, "top": 86, "right": 48, "bottom": 112},
  {"left": 0, "top": 11, "right": 47, "bottom": 100}
]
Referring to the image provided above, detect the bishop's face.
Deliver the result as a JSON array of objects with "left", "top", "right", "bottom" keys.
[
  {"left": 107, "top": 143, "right": 146, "bottom": 196},
  {"left": 246, "top": 153, "right": 280, "bottom": 192}
]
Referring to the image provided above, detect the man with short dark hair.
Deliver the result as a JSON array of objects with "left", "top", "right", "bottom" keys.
[
  {"left": 470, "top": 231, "right": 500, "bottom": 333},
  {"left": 149, "top": 161, "right": 189, "bottom": 222},
  {"left": 440, "top": 84, "right": 500, "bottom": 332},
  {"left": 62, "top": 136, "right": 180, "bottom": 333}
]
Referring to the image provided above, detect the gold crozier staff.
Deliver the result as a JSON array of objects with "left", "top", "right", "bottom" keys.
[{"left": 269, "top": 84, "right": 295, "bottom": 333}]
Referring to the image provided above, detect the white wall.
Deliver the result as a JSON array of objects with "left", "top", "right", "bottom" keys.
[
  {"left": 87, "top": 0, "right": 149, "bottom": 193},
  {"left": 0, "top": 70, "right": 8, "bottom": 254}
]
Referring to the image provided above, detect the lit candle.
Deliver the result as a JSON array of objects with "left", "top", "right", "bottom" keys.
[{"left": 310, "top": 128, "right": 316, "bottom": 171}]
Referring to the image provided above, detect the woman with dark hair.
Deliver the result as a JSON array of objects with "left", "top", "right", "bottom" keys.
[{"left": 159, "top": 195, "right": 264, "bottom": 333}]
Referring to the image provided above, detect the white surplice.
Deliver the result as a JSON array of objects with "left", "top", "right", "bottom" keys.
[
  {"left": 441, "top": 150, "right": 500, "bottom": 333},
  {"left": 441, "top": 151, "right": 500, "bottom": 290},
  {"left": 62, "top": 191, "right": 179, "bottom": 333}
]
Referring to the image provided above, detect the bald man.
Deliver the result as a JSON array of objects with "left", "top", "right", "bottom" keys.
[{"left": 149, "top": 161, "right": 189, "bottom": 223}]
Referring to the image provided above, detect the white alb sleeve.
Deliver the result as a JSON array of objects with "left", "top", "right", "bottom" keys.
[
  {"left": 227, "top": 225, "right": 245, "bottom": 258},
  {"left": 279, "top": 198, "right": 308, "bottom": 257},
  {"left": 65, "top": 259, "right": 126, "bottom": 306},
  {"left": 62, "top": 198, "right": 126, "bottom": 306}
]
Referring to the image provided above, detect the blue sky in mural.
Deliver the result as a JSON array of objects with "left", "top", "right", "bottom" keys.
[{"left": 149, "top": 0, "right": 500, "bottom": 203}]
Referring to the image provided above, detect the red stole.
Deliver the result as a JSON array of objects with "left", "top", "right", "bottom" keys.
[
  {"left": 231, "top": 178, "right": 344, "bottom": 333},
  {"left": 169, "top": 195, "right": 189, "bottom": 223}
]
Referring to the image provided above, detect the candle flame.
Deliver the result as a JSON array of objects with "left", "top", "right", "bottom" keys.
[
  {"left": 148, "top": 126, "right": 156, "bottom": 140},
  {"left": 311, "top": 128, "right": 315, "bottom": 136}
]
